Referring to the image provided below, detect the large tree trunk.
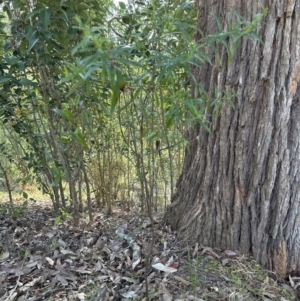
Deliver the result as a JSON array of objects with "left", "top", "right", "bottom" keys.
[{"left": 165, "top": 0, "right": 300, "bottom": 277}]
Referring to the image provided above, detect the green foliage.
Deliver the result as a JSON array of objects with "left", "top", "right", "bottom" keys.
[
  {"left": 63, "top": 1, "right": 265, "bottom": 128},
  {"left": 0, "top": 0, "right": 264, "bottom": 220},
  {"left": 187, "top": 251, "right": 202, "bottom": 297},
  {"left": 0, "top": 201, "right": 28, "bottom": 218}
]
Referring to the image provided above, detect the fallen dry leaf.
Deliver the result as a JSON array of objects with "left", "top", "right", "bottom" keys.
[{"left": 152, "top": 263, "right": 177, "bottom": 273}]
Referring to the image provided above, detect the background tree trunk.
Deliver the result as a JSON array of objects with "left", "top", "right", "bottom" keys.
[{"left": 165, "top": 0, "right": 300, "bottom": 277}]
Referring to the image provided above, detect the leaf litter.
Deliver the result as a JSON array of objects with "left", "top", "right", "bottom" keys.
[{"left": 0, "top": 202, "right": 298, "bottom": 301}]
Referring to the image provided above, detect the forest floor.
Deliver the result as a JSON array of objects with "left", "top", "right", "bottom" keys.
[{"left": 0, "top": 200, "right": 298, "bottom": 301}]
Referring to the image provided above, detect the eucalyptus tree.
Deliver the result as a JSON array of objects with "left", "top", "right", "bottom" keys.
[{"left": 165, "top": 1, "right": 300, "bottom": 277}]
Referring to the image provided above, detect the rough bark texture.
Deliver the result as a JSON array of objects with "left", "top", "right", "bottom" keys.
[{"left": 165, "top": 0, "right": 300, "bottom": 277}]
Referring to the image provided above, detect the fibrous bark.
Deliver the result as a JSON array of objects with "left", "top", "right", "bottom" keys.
[{"left": 165, "top": 0, "right": 300, "bottom": 277}]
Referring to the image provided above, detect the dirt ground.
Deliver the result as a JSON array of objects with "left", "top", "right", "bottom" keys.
[{"left": 0, "top": 201, "right": 298, "bottom": 301}]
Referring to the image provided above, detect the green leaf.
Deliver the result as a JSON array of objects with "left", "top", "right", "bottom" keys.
[
  {"left": 19, "top": 78, "right": 38, "bottom": 87},
  {"left": 62, "top": 109, "right": 74, "bottom": 121},
  {"left": 52, "top": 108, "right": 73, "bottom": 121},
  {"left": 25, "top": 8, "right": 42, "bottom": 20},
  {"left": 54, "top": 216, "right": 61, "bottom": 225},
  {"left": 0, "top": 76, "right": 13, "bottom": 84},
  {"left": 71, "top": 129, "right": 89, "bottom": 149},
  {"left": 66, "top": 79, "right": 84, "bottom": 97},
  {"left": 25, "top": 25, "right": 39, "bottom": 51},
  {"left": 23, "top": 176, "right": 31, "bottom": 182},
  {"left": 53, "top": 170, "right": 62, "bottom": 184},
  {"left": 39, "top": 8, "right": 51, "bottom": 30},
  {"left": 145, "top": 132, "right": 159, "bottom": 141},
  {"left": 3, "top": 5, "right": 12, "bottom": 19},
  {"left": 111, "top": 86, "right": 119, "bottom": 115},
  {"left": 23, "top": 192, "right": 28, "bottom": 199},
  {"left": 15, "top": 178, "right": 23, "bottom": 184},
  {"left": 116, "top": 68, "right": 126, "bottom": 90},
  {"left": 28, "top": 38, "right": 39, "bottom": 52},
  {"left": 51, "top": 166, "right": 61, "bottom": 177},
  {"left": 5, "top": 55, "right": 17, "bottom": 64},
  {"left": 60, "top": 136, "right": 71, "bottom": 144},
  {"left": 54, "top": 176, "right": 60, "bottom": 185},
  {"left": 16, "top": 61, "right": 25, "bottom": 71},
  {"left": 166, "top": 116, "right": 174, "bottom": 128},
  {"left": 82, "top": 109, "right": 94, "bottom": 136},
  {"left": 119, "top": 1, "right": 126, "bottom": 9}
]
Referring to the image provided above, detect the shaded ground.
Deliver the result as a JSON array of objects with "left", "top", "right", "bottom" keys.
[{"left": 0, "top": 201, "right": 298, "bottom": 301}]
